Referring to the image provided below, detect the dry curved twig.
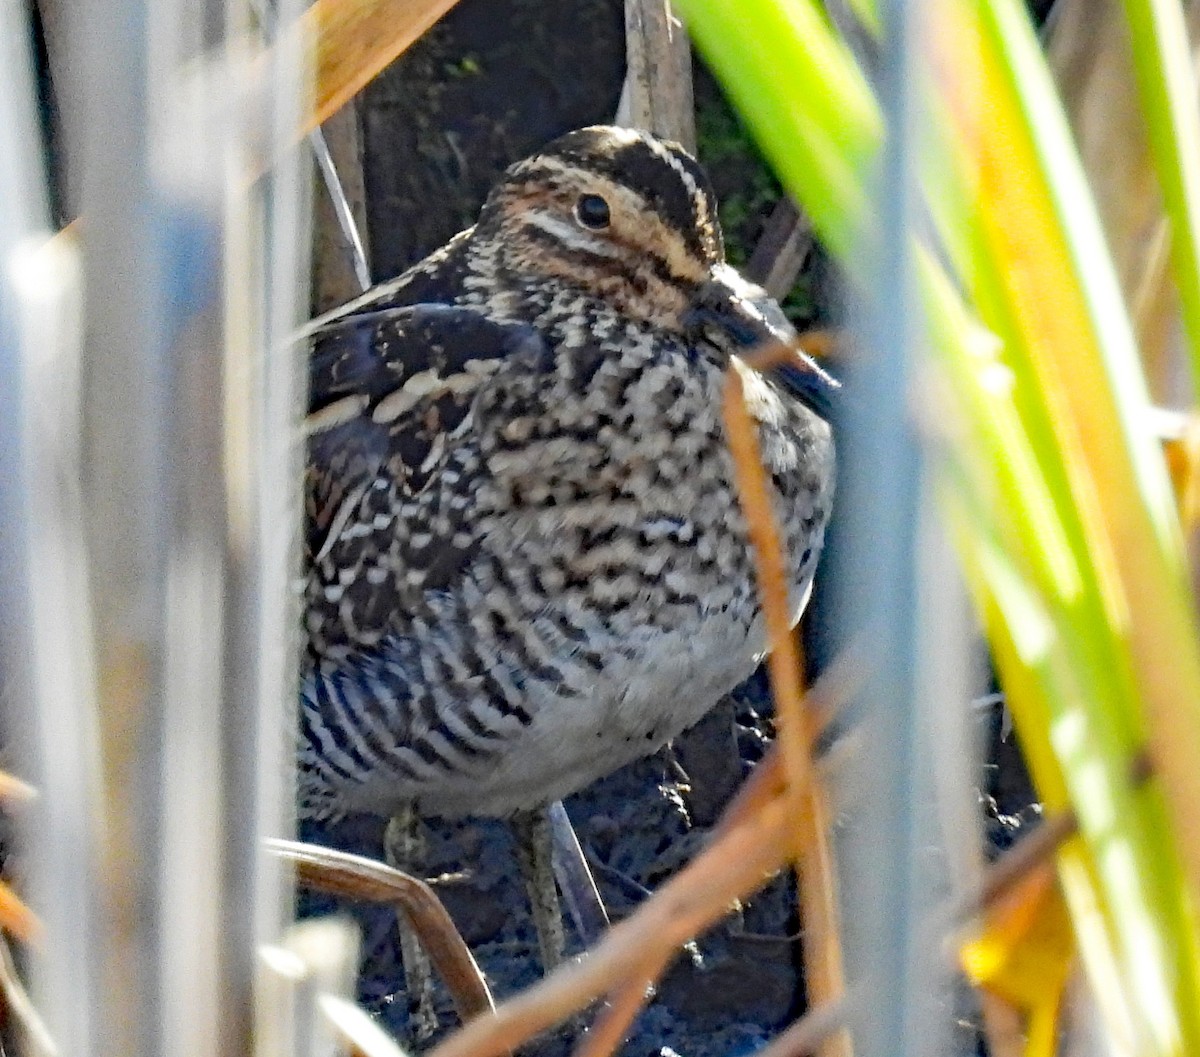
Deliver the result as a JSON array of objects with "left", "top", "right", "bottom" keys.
[
  {"left": 429, "top": 791, "right": 796, "bottom": 1057},
  {"left": 268, "top": 838, "right": 494, "bottom": 1026}
]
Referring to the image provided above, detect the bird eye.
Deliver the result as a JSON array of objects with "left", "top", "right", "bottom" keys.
[{"left": 574, "top": 194, "right": 611, "bottom": 230}]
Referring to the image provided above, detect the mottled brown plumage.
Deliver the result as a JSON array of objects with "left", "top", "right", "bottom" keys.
[{"left": 298, "top": 126, "right": 836, "bottom": 822}]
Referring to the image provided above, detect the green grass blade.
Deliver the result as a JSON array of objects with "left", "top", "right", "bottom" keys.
[
  {"left": 681, "top": 0, "right": 1200, "bottom": 1048},
  {"left": 677, "top": 0, "right": 881, "bottom": 261},
  {"left": 1116, "top": 0, "right": 1200, "bottom": 392}
]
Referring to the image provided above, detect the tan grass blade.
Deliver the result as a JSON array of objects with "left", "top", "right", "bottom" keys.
[
  {"left": 305, "top": 0, "right": 463, "bottom": 130},
  {"left": 0, "top": 771, "right": 36, "bottom": 805},
  {"left": 0, "top": 880, "right": 42, "bottom": 946}
]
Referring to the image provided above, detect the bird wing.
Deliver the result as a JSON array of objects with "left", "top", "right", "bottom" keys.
[{"left": 304, "top": 303, "right": 547, "bottom": 652}]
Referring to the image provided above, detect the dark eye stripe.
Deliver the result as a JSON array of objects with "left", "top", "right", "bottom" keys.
[
  {"left": 519, "top": 220, "right": 699, "bottom": 297},
  {"left": 520, "top": 224, "right": 647, "bottom": 291}
]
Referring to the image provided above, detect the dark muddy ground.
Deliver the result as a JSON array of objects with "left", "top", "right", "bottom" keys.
[
  {"left": 301, "top": 680, "right": 1035, "bottom": 1057},
  {"left": 301, "top": 2, "right": 1039, "bottom": 1054},
  {"left": 302, "top": 679, "right": 803, "bottom": 1057}
]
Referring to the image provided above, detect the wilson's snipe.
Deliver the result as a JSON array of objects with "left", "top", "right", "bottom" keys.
[{"left": 298, "top": 125, "right": 836, "bottom": 990}]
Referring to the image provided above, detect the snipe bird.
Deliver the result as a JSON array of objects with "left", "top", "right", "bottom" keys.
[{"left": 298, "top": 125, "right": 837, "bottom": 989}]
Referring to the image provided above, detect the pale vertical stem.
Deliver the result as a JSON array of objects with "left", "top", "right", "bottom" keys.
[
  {"left": 225, "top": 3, "right": 313, "bottom": 1053},
  {"left": 912, "top": 498, "right": 986, "bottom": 1054},
  {"left": 76, "top": 0, "right": 175, "bottom": 1049},
  {"left": 311, "top": 106, "right": 372, "bottom": 307},
  {"left": 0, "top": 27, "right": 103, "bottom": 1041},
  {"left": 64, "top": 0, "right": 309, "bottom": 1052},
  {"left": 829, "top": 0, "right": 938, "bottom": 1055},
  {"left": 621, "top": 0, "right": 696, "bottom": 150}
]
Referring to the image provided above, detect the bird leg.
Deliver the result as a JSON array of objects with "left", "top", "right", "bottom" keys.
[
  {"left": 512, "top": 805, "right": 566, "bottom": 972},
  {"left": 383, "top": 805, "right": 439, "bottom": 1041}
]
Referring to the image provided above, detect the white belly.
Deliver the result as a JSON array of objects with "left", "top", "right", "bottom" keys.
[{"left": 413, "top": 574, "right": 814, "bottom": 818}]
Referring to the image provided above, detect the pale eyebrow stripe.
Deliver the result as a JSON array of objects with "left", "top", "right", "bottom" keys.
[{"left": 523, "top": 209, "right": 625, "bottom": 259}]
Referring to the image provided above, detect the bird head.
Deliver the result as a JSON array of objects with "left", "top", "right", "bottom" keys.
[{"left": 476, "top": 126, "right": 837, "bottom": 418}]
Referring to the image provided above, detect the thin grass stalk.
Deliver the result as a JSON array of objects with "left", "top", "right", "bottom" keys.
[
  {"left": 1115, "top": 0, "right": 1200, "bottom": 387},
  {"left": 241, "top": 0, "right": 313, "bottom": 965},
  {"left": 722, "top": 362, "right": 851, "bottom": 1057},
  {"left": 674, "top": 0, "right": 880, "bottom": 262}
]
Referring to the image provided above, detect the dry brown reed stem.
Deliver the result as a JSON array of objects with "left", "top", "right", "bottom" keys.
[
  {"left": 739, "top": 334, "right": 843, "bottom": 374},
  {"left": 305, "top": 0, "right": 463, "bottom": 130},
  {"left": 722, "top": 364, "right": 852, "bottom": 1057},
  {"left": 570, "top": 948, "right": 671, "bottom": 1057},
  {"left": 429, "top": 796, "right": 796, "bottom": 1057},
  {"left": 0, "top": 772, "right": 36, "bottom": 805},
  {"left": 0, "top": 881, "right": 41, "bottom": 946},
  {"left": 752, "top": 992, "right": 854, "bottom": 1057},
  {"left": 268, "top": 838, "right": 494, "bottom": 1024}
]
